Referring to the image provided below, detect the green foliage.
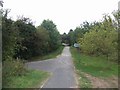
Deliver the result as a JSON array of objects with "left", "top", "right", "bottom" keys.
[
  {"left": 41, "top": 19, "right": 61, "bottom": 51},
  {"left": 2, "top": 10, "right": 61, "bottom": 88},
  {"left": 77, "top": 71, "right": 92, "bottom": 88},
  {"left": 61, "top": 33, "right": 69, "bottom": 44},
  {"left": 68, "top": 29, "right": 75, "bottom": 46},
  {"left": 31, "top": 46, "right": 64, "bottom": 61},
  {"left": 3, "top": 70, "right": 50, "bottom": 88},
  {"left": 3, "top": 59, "right": 26, "bottom": 87},
  {"left": 61, "top": 21, "right": 91, "bottom": 46},
  {"left": 2, "top": 16, "right": 19, "bottom": 61},
  {"left": 113, "top": 10, "right": 120, "bottom": 63},
  {"left": 14, "top": 17, "right": 37, "bottom": 59},
  {"left": 63, "top": 14, "right": 118, "bottom": 62},
  {"left": 74, "top": 21, "right": 91, "bottom": 39},
  {"left": 78, "top": 15, "right": 118, "bottom": 62},
  {"left": 2, "top": 12, "right": 62, "bottom": 61},
  {"left": 34, "top": 26, "right": 50, "bottom": 55},
  {"left": 13, "top": 18, "right": 62, "bottom": 60}
]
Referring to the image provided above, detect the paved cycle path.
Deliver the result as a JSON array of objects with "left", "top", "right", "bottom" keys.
[{"left": 26, "top": 46, "right": 77, "bottom": 88}]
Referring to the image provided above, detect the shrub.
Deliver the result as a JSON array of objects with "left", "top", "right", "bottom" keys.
[
  {"left": 78, "top": 15, "right": 118, "bottom": 62},
  {"left": 2, "top": 59, "right": 26, "bottom": 87}
]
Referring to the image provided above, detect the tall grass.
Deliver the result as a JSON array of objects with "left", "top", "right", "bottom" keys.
[
  {"left": 70, "top": 47, "right": 118, "bottom": 77},
  {"left": 3, "top": 70, "right": 49, "bottom": 88}
]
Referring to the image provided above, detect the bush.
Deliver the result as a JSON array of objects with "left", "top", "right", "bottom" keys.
[
  {"left": 3, "top": 59, "right": 26, "bottom": 87},
  {"left": 78, "top": 15, "right": 118, "bottom": 62}
]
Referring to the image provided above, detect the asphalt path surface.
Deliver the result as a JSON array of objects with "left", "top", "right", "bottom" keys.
[{"left": 26, "top": 46, "right": 77, "bottom": 88}]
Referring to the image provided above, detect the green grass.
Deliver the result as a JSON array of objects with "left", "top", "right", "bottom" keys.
[
  {"left": 71, "top": 48, "right": 118, "bottom": 77},
  {"left": 4, "top": 70, "right": 50, "bottom": 88},
  {"left": 31, "top": 46, "right": 64, "bottom": 61},
  {"left": 70, "top": 47, "right": 118, "bottom": 77},
  {"left": 70, "top": 47, "right": 118, "bottom": 88},
  {"left": 77, "top": 71, "right": 92, "bottom": 88}
]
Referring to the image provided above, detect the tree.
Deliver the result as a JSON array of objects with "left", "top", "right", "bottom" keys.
[
  {"left": 41, "top": 19, "right": 61, "bottom": 51},
  {"left": 78, "top": 15, "right": 118, "bottom": 62},
  {"left": 33, "top": 26, "right": 50, "bottom": 56},
  {"left": 112, "top": 10, "right": 120, "bottom": 62},
  {"left": 14, "top": 17, "right": 36, "bottom": 59},
  {"left": 68, "top": 29, "right": 75, "bottom": 46},
  {"left": 61, "top": 33, "right": 69, "bottom": 44},
  {"left": 2, "top": 10, "right": 19, "bottom": 61}
]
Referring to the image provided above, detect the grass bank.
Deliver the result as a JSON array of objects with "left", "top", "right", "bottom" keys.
[
  {"left": 70, "top": 47, "right": 118, "bottom": 88},
  {"left": 31, "top": 46, "right": 64, "bottom": 61},
  {"left": 3, "top": 70, "right": 50, "bottom": 88},
  {"left": 76, "top": 71, "right": 92, "bottom": 88}
]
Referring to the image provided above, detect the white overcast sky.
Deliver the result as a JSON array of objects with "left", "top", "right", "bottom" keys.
[{"left": 3, "top": 0, "right": 119, "bottom": 34}]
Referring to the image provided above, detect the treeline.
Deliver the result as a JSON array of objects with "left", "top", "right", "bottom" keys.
[
  {"left": 2, "top": 10, "right": 61, "bottom": 61},
  {"left": 61, "top": 21, "right": 91, "bottom": 46},
  {"left": 2, "top": 9, "right": 61, "bottom": 86},
  {"left": 61, "top": 11, "right": 119, "bottom": 62}
]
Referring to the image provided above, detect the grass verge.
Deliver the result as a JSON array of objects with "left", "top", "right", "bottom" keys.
[
  {"left": 31, "top": 46, "right": 64, "bottom": 61},
  {"left": 70, "top": 47, "right": 118, "bottom": 87},
  {"left": 76, "top": 70, "right": 92, "bottom": 88},
  {"left": 3, "top": 70, "right": 50, "bottom": 88}
]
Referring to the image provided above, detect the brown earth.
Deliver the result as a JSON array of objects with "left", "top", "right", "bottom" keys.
[{"left": 84, "top": 73, "right": 118, "bottom": 88}]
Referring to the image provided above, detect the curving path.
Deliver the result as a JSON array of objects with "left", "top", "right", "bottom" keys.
[{"left": 26, "top": 46, "right": 77, "bottom": 88}]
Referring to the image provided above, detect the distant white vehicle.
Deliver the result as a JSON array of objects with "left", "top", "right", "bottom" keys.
[{"left": 74, "top": 43, "right": 80, "bottom": 48}]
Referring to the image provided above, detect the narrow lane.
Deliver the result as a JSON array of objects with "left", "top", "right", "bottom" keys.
[{"left": 26, "top": 46, "right": 77, "bottom": 88}]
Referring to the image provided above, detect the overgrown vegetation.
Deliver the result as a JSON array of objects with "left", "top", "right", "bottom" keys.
[
  {"left": 2, "top": 9, "right": 61, "bottom": 87},
  {"left": 3, "top": 70, "right": 49, "bottom": 88},
  {"left": 3, "top": 59, "right": 26, "bottom": 87},
  {"left": 61, "top": 10, "right": 119, "bottom": 88},
  {"left": 1, "top": 2, "right": 119, "bottom": 87},
  {"left": 71, "top": 47, "right": 118, "bottom": 77},
  {"left": 77, "top": 70, "right": 92, "bottom": 88},
  {"left": 70, "top": 47, "right": 118, "bottom": 88},
  {"left": 31, "top": 46, "right": 64, "bottom": 61},
  {"left": 62, "top": 10, "right": 119, "bottom": 63},
  {"left": 79, "top": 15, "right": 118, "bottom": 62},
  {"left": 2, "top": 9, "right": 61, "bottom": 61}
]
